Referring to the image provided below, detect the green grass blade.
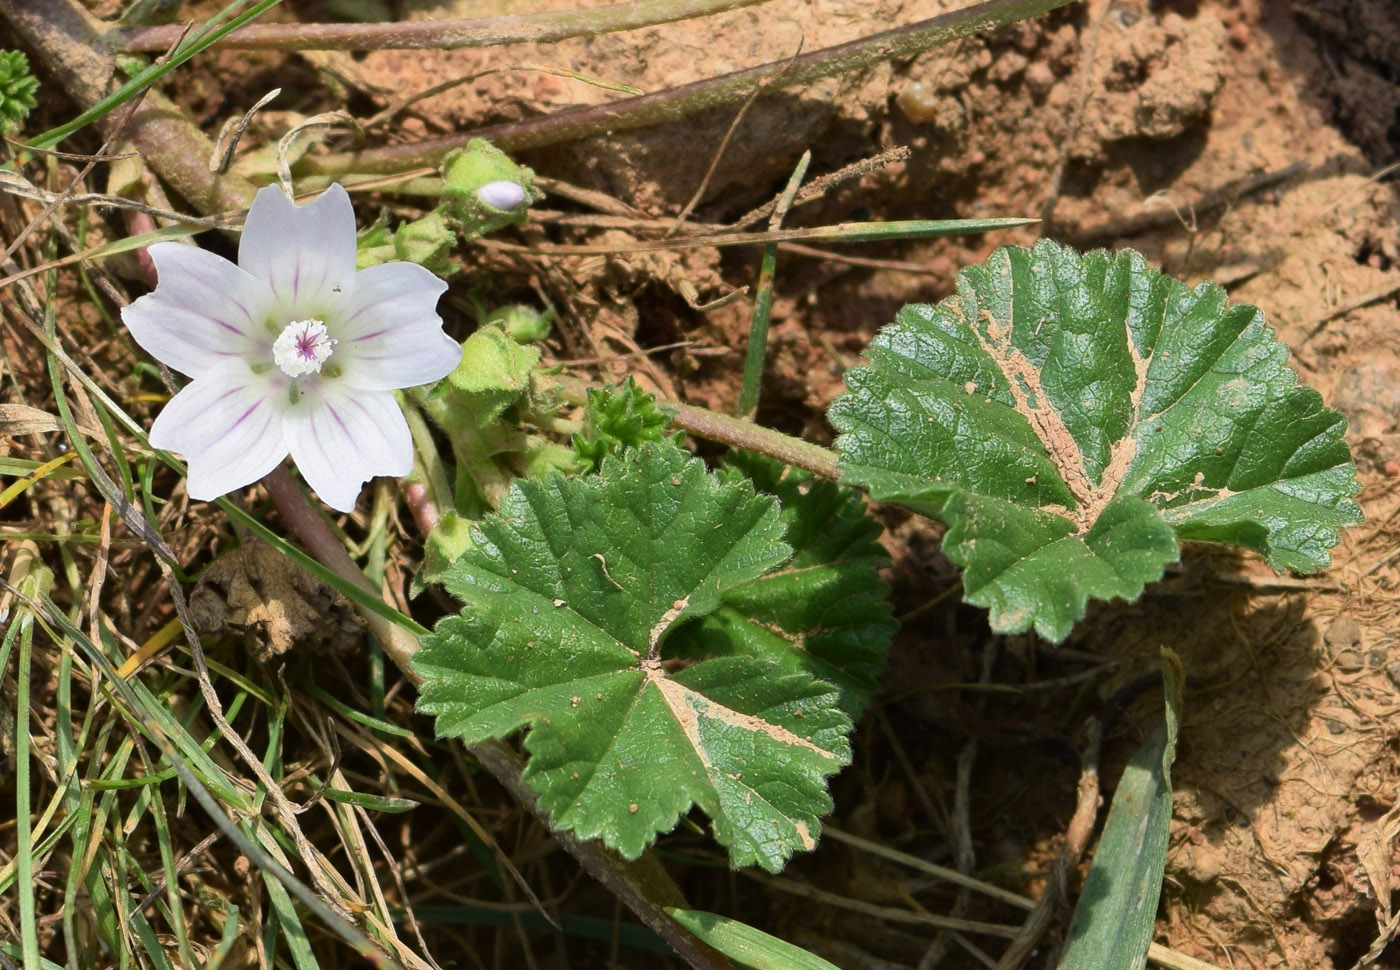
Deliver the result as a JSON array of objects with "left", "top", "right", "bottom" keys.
[
  {"left": 141, "top": 749, "right": 195, "bottom": 968},
  {"left": 12, "top": 579, "right": 42, "bottom": 970},
  {"left": 0, "top": 942, "right": 66, "bottom": 970},
  {"left": 262, "top": 865, "right": 321, "bottom": 970},
  {"left": 205, "top": 903, "right": 242, "bottom": 970},
  {"left": 665, "top": 909, "right": 842, "bottom": 970},
  {"left": 505, "top": 217, "right": 1038, "bottom": 255},
  {"left": 307, "top": 683, "right": 414, "bottom": 738},
  {"left": 128, "top": 907, "right": 177, "bottom": 970},
  {"left": 1058, "top": 649, "right": 1185, "bottom": 970},
  {"left": 316, "top": 786, "right": 421, "bottom": 813},
  {"left": 739, "top": 151, "right": 809, "bottom": 419}
]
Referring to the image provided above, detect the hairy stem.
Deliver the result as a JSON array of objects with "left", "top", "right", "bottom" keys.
[
  {"left": 298, "top": 0, "right": 1075, "bottom": 178},
  {"left": 669, "top": 402, "right": 842, "bottom": 481},
  {"left": 116, "top": 0, "right": 769, "bottom": 52}
]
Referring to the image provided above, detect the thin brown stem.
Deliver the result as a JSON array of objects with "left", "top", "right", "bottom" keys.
[
  {"left": 296, "top": 0, "right": 1077, "bottom": 178},
  {"left": 116, "top": 0, "right": 770, "bottom": 52},
  {"left": 993, "top": 719, "right": 1103, "bottom": 970}
]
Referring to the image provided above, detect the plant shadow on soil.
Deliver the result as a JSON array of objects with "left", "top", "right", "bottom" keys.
[{"left": 779, "top": 538, "right": 1337, "bottom": 968}]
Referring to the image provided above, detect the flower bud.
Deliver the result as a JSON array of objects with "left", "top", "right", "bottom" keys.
[
  {"left": 484, "top": 304, "right": 552, "bottom": 344},
  {"left": 441, "top": 139, "right": 540, "bottom": 238},
  {"left": 393, "top": 210, "right": 459, "bottom": 277}
]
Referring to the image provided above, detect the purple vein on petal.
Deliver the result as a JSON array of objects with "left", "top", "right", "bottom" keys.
[
  {"left": 212, "top": 383, "right": 247, "bottom": 407},
  {"left": 326, "top": 402, "right": 351, "bottom": 438},
  {"left": 209, "top": 411, "right": 275, "bottom": 477},
  {"left": 225, "top": 401, "right": 262, "bottom": 434}
]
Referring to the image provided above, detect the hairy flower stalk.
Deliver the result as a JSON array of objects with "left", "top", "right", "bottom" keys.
[{"left": 123, "top": 184, "right": 462, "bottom": 511}]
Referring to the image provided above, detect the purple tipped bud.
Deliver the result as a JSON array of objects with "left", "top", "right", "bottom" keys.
[{"left": 476, "top": 180, "right": 527, "bottom": 211}]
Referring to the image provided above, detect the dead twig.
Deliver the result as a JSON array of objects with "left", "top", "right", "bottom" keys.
[
  {"left": 731, "top": 146, "right": 912, "bottom": 229},
  {"left": 670, "top": 44, "right": 804, "bottom": 235},
  {"left": 993, "top": 719, "right": 1103, "bottom": 970},
  {"left": 297, "top": 0, "right": 1075, "bottom": 177},
  {"left": 117, "top": 0, "right": 771, "bottom": 52},
  {"left": 1297, "top": 274, "right": 1400, "bottom": 347},
  {"left": 1061, "top": 161, "right": 1310, "bottom": 244}
]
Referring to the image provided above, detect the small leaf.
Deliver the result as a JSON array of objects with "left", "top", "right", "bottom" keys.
[
  {"left": 666, "top": 908, "right": 843, "bottom": 970},
  {"left": 415, "top": 443, "right": 852, "bottom": 871},
  {"left": 668, "top": 453, "right": 895, "bottom": 718},
  {"left": 1058, "top": 649, "right": 1184, "bottom": 970},
  {"left": 830, "top": 240, "right": 1361, "bottom": 641}
]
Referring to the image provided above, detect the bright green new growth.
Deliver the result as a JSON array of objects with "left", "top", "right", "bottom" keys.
[
  {"left": 415, "top": 444, "right": 855, "bottom": 871},
  {"left": 0, "top": 51, "right": 39, "bottom": 135},
  {"left": 573, "top": 377, "right": 674, "bottom": 470},
  {"left": 830, "top": 239, "right": 1361, "bottom": 642}
]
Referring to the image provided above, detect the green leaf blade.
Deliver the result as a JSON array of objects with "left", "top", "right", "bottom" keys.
[
  {"left": 416, "top": 444, "right": 853, "bottom": 870},
  {"left": 666, "top": 908, "right": 843, "bottom": 970},
  {"left": 831, "top": 239, "right": 1360, "bottom": 641},
  {"left": 1059, "top": 650, "right": 1185, "bottom": 970}
]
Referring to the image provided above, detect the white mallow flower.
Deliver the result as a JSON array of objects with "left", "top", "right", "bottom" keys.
[{"left": 122, "top": 184, "right": 462, "bottom": 512}]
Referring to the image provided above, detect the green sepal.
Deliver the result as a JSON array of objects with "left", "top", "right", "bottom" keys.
[
  {"left": 393, "top": 210, "right": 459, "bottom": 277},
  {"left": 484, "top": 303, "right": 553, "bottom": 344},
  {"left": 417, "top": 509, "right": 475, "bottom": 589},
  {"left": 447, "top": 323, "right": 542, "bottom": 425}
]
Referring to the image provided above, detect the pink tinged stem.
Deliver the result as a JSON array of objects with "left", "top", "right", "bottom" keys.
[
  {"left": 123, "top": 209, "right": 159, "bottom": 289},
  {"left": 401, "top": 479, "right": 439, "bottom": 535}
]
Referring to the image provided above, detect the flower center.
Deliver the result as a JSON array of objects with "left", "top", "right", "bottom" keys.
[{"left": 272, "top": 319, "right": 336, "bottom": 378}]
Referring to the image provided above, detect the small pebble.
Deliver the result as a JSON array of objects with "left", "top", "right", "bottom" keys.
[
  {"left": 896, "top": 82, "right": 940, "bottom": 123},
  {"left": 1385, "top": 660, "right": 1400, "bottom": 689}
]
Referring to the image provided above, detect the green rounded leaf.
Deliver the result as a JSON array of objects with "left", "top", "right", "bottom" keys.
[
  {"left": 829, "top": 239, "right": 1360, "bottom": 642},
  {"left": 415, "top": 444, "right": 852, "bottom": 871}
]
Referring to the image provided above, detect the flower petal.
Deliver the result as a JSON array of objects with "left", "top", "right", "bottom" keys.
[
  {"left": 149, "top": 360, "right": 289, "bottom": 502},
  {"left": 238, "top": 184, "right": 357, "bottom": 310},
  {"left": 283, "top": 384, "right": 412, "bottom": 512},
  {"left": 122, "top": 243, "right": 273, "bottom": 378},
  {"left": 335, "top": 261, "right": 460, "bottom": 390}
]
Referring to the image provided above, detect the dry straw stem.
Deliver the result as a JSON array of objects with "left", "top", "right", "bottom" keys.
[
  {"left": 117, "top": 0, "right": 771, "bottom": 52},
  {"left": 297, "top": 0, "right": 1077, "bottom": 178}
]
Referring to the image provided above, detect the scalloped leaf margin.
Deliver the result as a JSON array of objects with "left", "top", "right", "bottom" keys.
[
  {"left": 414, "top": 443, "right": 854, "bottom": 872},
  {"left": 829, "top": 239, "right": 1361, "bottom": 642}
]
